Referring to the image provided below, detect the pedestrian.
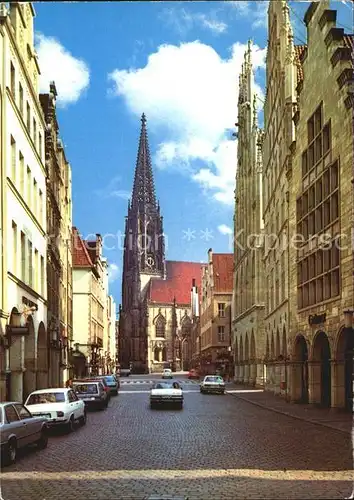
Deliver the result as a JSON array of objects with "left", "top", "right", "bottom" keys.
[{"left": 65, "top": 378, "right": 73, "bottom": 388}]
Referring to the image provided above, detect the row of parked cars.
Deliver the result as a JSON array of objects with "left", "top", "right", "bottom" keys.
[{"left": 0, "top": 374, "right": 119, "bottom": 466}]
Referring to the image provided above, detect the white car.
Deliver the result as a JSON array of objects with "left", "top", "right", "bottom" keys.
[
  {"left": 25, "top": 388, "right": 86, "bottom": 432},
  {"left": 200, "top": 375, "right": 225, "bottom": 394},
  {"left": 150, "top": 381, "right": 183, "bottom": 409},
  {"left": 162, "top": 368, "right": 173, "bottom": 379}
]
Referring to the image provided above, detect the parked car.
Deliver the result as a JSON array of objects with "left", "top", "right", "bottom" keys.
[
  {"left": 79, "top": 377, "right": 111, "bottom": 401},
  {"left": 188, "top": 369, "right": 199, "bottom": 379},
  {"left": 162, "top": 368, "right": 173, "bottom": 379},
  {"left": 96, "top": 375, "right": 119, "bottom": 395},
  {"left": 0, "top": 402, "right": 48, "bottom": 465},
  {"left": 25, "top": 388, "right": 86, "bottom": 431},
  {"left": 200, "top": 375, "right": 225, "bottom": 394},
  {"left": 150, "top": 381, "right": 183, "bottom": 409},
  {"left": 120, "top": 368, "right": 131, "bottom": 377},
  {"left": 72, "top": 380, "right": 108, "bottom": 410}
]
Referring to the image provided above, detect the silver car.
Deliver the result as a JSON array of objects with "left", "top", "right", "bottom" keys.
[
  {"left": 200, "top": 375, "right": 226, "bottom": 394},
  {"left": 0, "top": 402, "right": 48, "bottom": 465}
]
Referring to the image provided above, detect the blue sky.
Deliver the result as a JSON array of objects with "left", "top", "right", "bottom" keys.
[{"left": 32, "top": 0, "right": 352, "bottom": 307}]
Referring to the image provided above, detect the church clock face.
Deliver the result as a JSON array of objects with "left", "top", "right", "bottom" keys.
[{"left": 146, "top": 256, "right": 155, "bottom": 268}]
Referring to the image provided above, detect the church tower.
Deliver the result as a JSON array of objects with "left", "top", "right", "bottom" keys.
[{"left": 119, "top": 114, "right": 165, "bottom": 372}]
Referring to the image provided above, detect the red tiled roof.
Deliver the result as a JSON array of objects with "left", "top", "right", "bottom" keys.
[
  {"left": 294, "top": 45, "right": 307, "bottom": 84},
  {"left": 149, "top": 261, "right": 203, "bottom": 306},
  {"left": 72, "top": 227, "right": 93, "bottom": 267},
  {"left": 212, "top": 253, "right": 233, "bottom": 293}
]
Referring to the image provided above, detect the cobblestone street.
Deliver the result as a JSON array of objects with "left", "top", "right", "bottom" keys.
[{"left": 1, "top": 376, "right": 353, "bottom": 500}]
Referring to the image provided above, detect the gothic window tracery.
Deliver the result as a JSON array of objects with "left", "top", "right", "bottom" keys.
[{"left": 155, "top": 315, "right": 166, "bottom": 338}]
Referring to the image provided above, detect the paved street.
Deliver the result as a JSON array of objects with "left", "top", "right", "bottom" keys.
[{"left": 1, "top": 374, "right": 353, "bottom": 500}]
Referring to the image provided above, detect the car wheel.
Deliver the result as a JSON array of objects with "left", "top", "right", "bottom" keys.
[
  {"left": 150, "top": 402, "right": 155, "bottom": 410},
  {"left": 177, "top": 402, "right": 183, "bottom": 410},
  {"left": 66, "top": 415, "right": 75, "bottom": 433},
  {"left": 37, "top": 430, "right": 48, "bottom": 449},
  {"left": 80, "top": 411, "right": 87, "bottom": 426},
  {"left": 6, "top": 439, "right": 17, "bottom": 465}
]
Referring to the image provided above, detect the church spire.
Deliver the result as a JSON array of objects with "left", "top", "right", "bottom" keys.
[{"left": 131, "top": 113, "right": 156, "bottom": 212}]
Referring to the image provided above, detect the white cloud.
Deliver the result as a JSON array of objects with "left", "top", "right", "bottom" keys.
[
  {"left": 218, "top": 224, "right": 233, "bottom": 235},
  {"left": 95, "top": 176, "right": 130, "bottom": 201},
  {"left": 108, "top": 263, "right": 120, "bottom": 283},
  {"left": 161, "top": 7, "right": 227, "bottom": 36},
  {"left": 35, "top": 32, "right": 90, "bottom": 106},
  {"left": 108, "top": 40, "right": 266, "bottom": 206}
]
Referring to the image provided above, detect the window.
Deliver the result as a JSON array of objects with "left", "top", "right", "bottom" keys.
[
  {"left": 28, "top": 240, "right": 33, "bottom": 287},
  {"left": 218, "top": 303, "right": 225, "bottom": 318},
  {"left": 19, "top": 153, "right": 24, "bottom": 195},
  {"left": 5, "top": 405, "right": 19, "bottom": 423},
  {"left": 39, "top": 190, "right": 43, "bottom": 225},
  {"left": 40, "top": 255, "right": 45, "bottom": 295},
  {"left": 10, "top": 62, "right": 15, "bottom": 96},
  {"left": 33, "top": 179, "right": 37, "bottom": 216},
  {"left": 26, "top": 102, "right": 30, "bottom": 132},
  {"left": 26, "top": 166, "right": 31, "bottom": 205},
  {"left": 217, "top": 326, "right": 225, "bottom": 342},
  {"left": 34, "top": 249, "right": 39, "bottom": 291},
  {"left": 11, "top": 136, "right": 16, "bottom": 181},
  {"left": 33, "top": 118, "right": 37, "bottom": 148},
  {"left": 38, "top": 132, "right": 42, "bottom": 158},
  {"left": 155, "top": 317, "right": 165, "bottom": 338},
  {"left": 14, "top": 404, "right": 31, "bottom": 420},
  {"left": 20, "top": 232, "right": 26, "bottom": 282},
  {"left": 12, "top": 222, "right": 17, "bottom": 274},
  {"left": 19, "top": 82, "right": 24, "bottom": 115}
]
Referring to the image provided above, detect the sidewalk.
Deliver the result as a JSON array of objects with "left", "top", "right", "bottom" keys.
[{"left": 225, "top": 383, "right": 353, "bottom": 435}]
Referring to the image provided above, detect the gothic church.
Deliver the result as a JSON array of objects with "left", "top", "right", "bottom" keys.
[{"left": 118, "top": 115, "right": 201, "bottom": 374}]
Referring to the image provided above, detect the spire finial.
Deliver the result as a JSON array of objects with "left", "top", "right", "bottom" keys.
[{"left": 141, "top": 113, "right": 146, "bottom": 126}]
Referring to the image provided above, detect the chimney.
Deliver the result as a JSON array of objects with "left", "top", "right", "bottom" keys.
[{"left": 208, "top": 248, "right": 213, "bottom": 263}]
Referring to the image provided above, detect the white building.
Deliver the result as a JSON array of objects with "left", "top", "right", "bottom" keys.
[{"left": 0, "top": 2, "right": 47, "bottom": 402}]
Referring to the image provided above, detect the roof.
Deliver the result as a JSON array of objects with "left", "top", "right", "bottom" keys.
[
  {"left": 72, "top": 227, "right": 93, "bottom": 267},
  {"left": 294, "top": 45, "right": 306, "bottom": 84},
  {"left": 148, "top": 261, "right": 203, "bottom": 305},
  {"left": 28, "top": 388, "right": 70, "bottom": 394},
  {"left": 212, "top": 253, "right": 233, "bottom": 293}
]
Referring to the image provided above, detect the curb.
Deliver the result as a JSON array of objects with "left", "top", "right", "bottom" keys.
[{"left": 226, "top": 390, "right": 352, "bottom": 436}]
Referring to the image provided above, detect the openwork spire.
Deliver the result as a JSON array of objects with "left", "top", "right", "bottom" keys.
[{"left": 131, "top": 113, "right": 157, "bottom": 212}]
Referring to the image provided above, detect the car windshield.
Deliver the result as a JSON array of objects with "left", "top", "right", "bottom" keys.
[
  {"left": 26, "top": 392, "right": 66, "bottom": 405},
  {"left": 205, "top": 376, "right": 223, "bottom": 383},
  {"left": 104, "top": 376, "right": 116, "bottom": 383},
  {"left": 73, "top": 383, "right": 98, "bottom": 394},
  {"left": 153, "top": 382, "right": 180, "bottom": 389}
]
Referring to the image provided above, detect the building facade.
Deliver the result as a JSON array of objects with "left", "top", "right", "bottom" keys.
[
  {"left": 0, "top": 2, "right": 48, "bottom": 402},
  {"left": 262, "top": 1, "right": 301, "bottom": 398},
  {"left": 72, "top": 229, "right": 107, "bottom": 377},
  {"left": 119, "top": 115, "right": 202, "bottom": 373},
  {"left": 232, "top": 41, "right": 266, "bottom": 388},
  {"left": 288, "top": 0, "right": 354, "bottom": 410},
  {"left": 39, "top": 81, "right": 73, "bottom": 388},
  {"left": 200, "top": 249, "right": 233, "bottom": 376}
]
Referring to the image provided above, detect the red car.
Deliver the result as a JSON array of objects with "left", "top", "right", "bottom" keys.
[{"left": 188, "top": 369, "right": 199, "bottom": 380}]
